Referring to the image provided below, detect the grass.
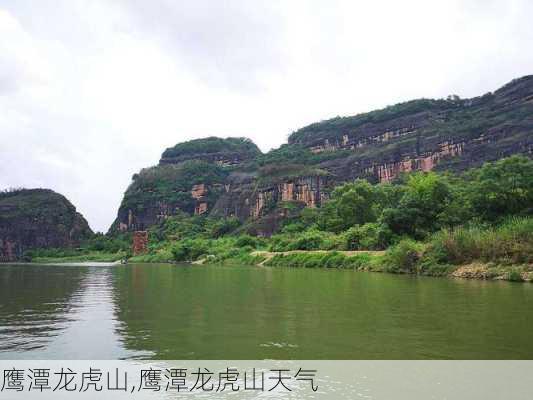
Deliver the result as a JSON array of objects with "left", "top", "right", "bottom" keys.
[
  {"left": 129, "top": 248, "right": 173, "bottom": 263},
  {"left": 25, "top": 216, "right": 533, "bottom": 283},
  {"left": 425, "top": 217, "right": 533, "bottom": 265},
  {"left": 257, "top": 217, "right": 533, "bottom": 282},
  {"left": 263, "top": 251, "right": 383, "bottom": 270},
  {"left": 31, "top": 251, "right": 127, "bottom": 263}
]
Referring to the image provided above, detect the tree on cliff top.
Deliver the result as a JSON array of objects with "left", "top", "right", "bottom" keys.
[{"left": 161, "top": 137, "right": 261, "bottom": 160}]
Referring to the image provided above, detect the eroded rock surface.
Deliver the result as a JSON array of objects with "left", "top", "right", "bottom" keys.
[{"left": 110, "top": 76, "right": 533, "bottom": 235}]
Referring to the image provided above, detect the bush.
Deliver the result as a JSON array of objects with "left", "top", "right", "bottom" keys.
[
  {"left": 343, "top": 253, "right": 374, "bottom": 270},
  {"left": 323, "top": 252, "right": 347, "bottom": 268},
  {"left": 130, "top": 248, "right": 173, "bottom": 263},
  {"left": 209, "top": 217, "right": 241, "bottom": 238},
  {"left": 171, "top": 239, "right": 210, "bottom": 262},
  {"left": 383, "top": 239, "right": 424, "bottom": 273},
  {"left": 266, "top": 253, "right": 326, "bottom": 268},
  {"left": 269, "top": 230, "right": 342, "bottom": 252},
  {"left": 425, "top": 217, "right": 533, "bottom": 265},
  {"left": 507, "top": 269, "right": 524, "bottom": 282},
  {"left": 234, "top": 235, "right": 262, "bottom": 249},
  {"left": 264, "top": 251, "right": 378, "bottom": 270},
  {"left": 343, "top": 223, "right": 394, "bottom": 250},
  {"left": 290, "top": 230, "right": 327, "bottom": 250}
]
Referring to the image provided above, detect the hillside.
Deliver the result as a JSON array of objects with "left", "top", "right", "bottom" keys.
[
  {"left": 0, "top": 189, "right": 93, "bottom": 261},
  {"left": 110, "top": 75, "right": 533, "bottom": 235}
]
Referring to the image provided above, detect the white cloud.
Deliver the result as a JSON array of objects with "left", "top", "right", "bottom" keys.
[{"left": 0, "top": 0, "right": 532, "bottom": 232}]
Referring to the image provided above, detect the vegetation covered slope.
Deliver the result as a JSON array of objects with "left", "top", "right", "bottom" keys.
[
  {"left": 126, "top": 156, "right": 533, "bottom": 281},
  {"left": 160, "top": 136, "right": 261, "bottom": 165},
  {"left": 287, "top": 75, "right": 533, "bottom": 169},
  {"left": 110, "top": 137, "right": 265, "bottom": 233},
  {"left": 111, "top": 75, "right": 533, "bottom": 236},
  {"left": 0, "top": 189, "right": 93, "bottom": 261}
]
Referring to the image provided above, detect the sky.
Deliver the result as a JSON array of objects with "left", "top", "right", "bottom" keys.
[{"left": 1, "top": 0, "right": 532, "bottom": 233}]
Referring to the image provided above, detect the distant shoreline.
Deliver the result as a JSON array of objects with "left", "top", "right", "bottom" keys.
[{"left": 5, "top": 254, "right": 532, "bottom": 283}]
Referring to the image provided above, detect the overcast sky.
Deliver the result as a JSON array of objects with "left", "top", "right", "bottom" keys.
[{"left": 1, "top": 0, "right": 532, "bottom": 232}]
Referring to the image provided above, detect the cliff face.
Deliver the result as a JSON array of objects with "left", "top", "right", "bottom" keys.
[
  {"left": 110, "top": 137, "right": 258, "bottom": 232},
  {"left": 111, "top": 75, "right": 533, "bottom": 235},
  {"left": 210, "top": 173, "right": 328, "bottom": 236},
  {"left": 288, "top": 76, "right": 533, "bottom": 183},
  {"left": 0, "top": 189, "right": 93, "bottom": 261}
]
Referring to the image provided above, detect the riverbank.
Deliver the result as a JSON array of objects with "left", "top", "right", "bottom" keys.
[
  {"left": 13, "top": 157, "right": 532, "bottom": 283},
  {"left": 29, "top": 251, "right": 126, "bottom": 264},
  {"left": 250, "top": 250, "right": 533, "bottom": 282},
  {"left": 17, "top": 249, "right": 533, "bottom": 282},
  {"left": 19, "top": 212, "right": 533, "bottom": 283}
]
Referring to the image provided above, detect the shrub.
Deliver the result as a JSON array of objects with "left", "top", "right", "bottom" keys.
[
  {"left": 425, "top": 217, "right": 533, "bottom": 265},
  {"left": 383, "top": 239, "right": 424, "bottom": 273},
  {"left": 323, "top": 252, "right": 347, "bottom": 268},
  {"left": 507, "top": 269, "right": 524, "bottom": 282},
  {"left": 130, "top": 248, "right": 173, "bottom": 263},
  {"left": 209, "top": 217, "right": 241, "bottom": 238},
  {"left": 269, "top": 230, "right": 342, "bottom": 251},
  {"left": 343, "top": 223, "right": 394, "bottom": 250},
  {"left": 171, "top": 239, "right": 210, "bottom": 262},
  {"left": 343, "top": 253, "right": 374, "bottom": 270},
  {"left": 290, "top": 230, "right": 328, "bottom": 250},
  {"left": 264, "top": 251, "right": 379, "bottom": 269},
  {"left": 234, "top": 235, "right": 261, "bottom": 249}
]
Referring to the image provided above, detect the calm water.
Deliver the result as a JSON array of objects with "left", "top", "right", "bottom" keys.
[{"left": 0, "top": 263, "right": 532, "bottom": 359}]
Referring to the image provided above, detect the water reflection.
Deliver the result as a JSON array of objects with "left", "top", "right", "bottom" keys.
[
  {"left": 0, "top": 264, "right": 87, "bottom": 354},
  {"left": 1, "top": 263, "right": 533, "bottom": 359},
  {"left": 111, "top": 264, "right": 533, "bottom": 360},
  {"left": 0, "top": 264, "right": 147, "bottom": 359}
]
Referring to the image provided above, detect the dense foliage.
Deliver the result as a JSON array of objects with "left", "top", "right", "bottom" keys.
[
  {"left": 25, "top": 233, "right": 131, "bottom": 262},
  {"left": 161, "top": 137, "right": 261, "bottom": 160},
  {"left": 0, "top": 189, "right": 82, "bottom": 223},
  {"left": 121, "top": 155, "right": 533, "bottom": 274},
  {"left": 120, "top": 160, "right": 228, "bottom": 212},
  {"left": 0, "top": 189, "right": 93, "bottom": 259},
  {"left": 288, "top": 98, "right": 453, "bottom": 145},
  {"left": 30, "top": 156, "right": 533, "bottom": 281},
  {"left": 285, "top": 78, "right": 531, "bottom": 178}
]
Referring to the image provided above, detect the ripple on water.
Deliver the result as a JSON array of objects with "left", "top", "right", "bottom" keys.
[{"left": 260, "top": 342, "right": 299, "bottom": 348}]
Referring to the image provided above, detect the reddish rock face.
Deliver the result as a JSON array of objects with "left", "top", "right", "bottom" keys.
[
  {"left": 195, "top": 202, "right": 208, "bottom": 215},
  {"left": 279, "top": 179, "right": 321, "bottom": 207},
  {"left": 247, "top": 176, "right": 327, "bottom": 219},
  {"left": 191, "top": 184, "right": 207, "bottom": 199},
  {"left": 132, "top": 231, "right": 148, "bottom": 256},
  {"left": 364, "top": 140, "right": 466, "bottom": 182},
  {"left": 110, "top": 76, "right": 533, "bottom": 236},
  {"left": 0, "top": 239, "right": 17, "bottom": 262},
  {"left": 191, "top": 184, "right": 209, "bottom": 215},
  {"left": 251, "top": 191, "right": 268, "bottom": 219}
]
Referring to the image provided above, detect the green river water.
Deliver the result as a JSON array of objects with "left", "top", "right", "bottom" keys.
[{"left": 0, "top": 263, "right": 532, "bottom": 359}]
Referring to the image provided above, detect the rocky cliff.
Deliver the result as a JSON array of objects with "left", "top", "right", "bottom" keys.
[
  {"left": 109, "top": 137, "right": 259, "bottom": 232},
  {"left": 160, "top": 136, "right": 261, "bottom": 166},
  {"left": 0, "top": 189, "right": 93, "bottom": 261},
  {"left": 111, "top": 75, "right": 533, "bottom": 235}
]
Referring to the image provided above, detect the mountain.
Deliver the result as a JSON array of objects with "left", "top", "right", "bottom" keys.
[
  {"left": 0, "top": 189, "right": 93, "bottom": 261},
  {"left": 110, "top": 75, "right": 533, "bottom": 236}
]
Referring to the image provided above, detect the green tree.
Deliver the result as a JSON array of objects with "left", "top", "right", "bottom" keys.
[
  {"left": 382, "top": 172, "right": 453, "bottom": 238},
  {"left": 468, "top": 156, "right": 533, "bottom": 222},
  {"left": 319, "top": 179, "right": 381, "bottom": 232}
]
